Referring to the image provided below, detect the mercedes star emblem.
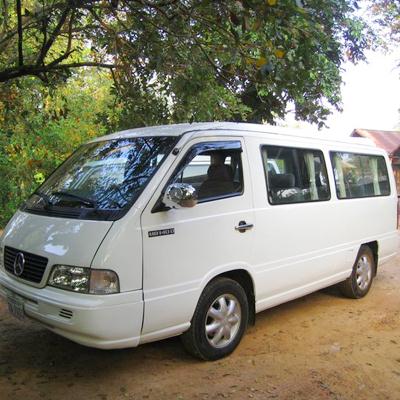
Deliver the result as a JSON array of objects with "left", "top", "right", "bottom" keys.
[{"left": 13, "top": 252, "right": 25, "bottom": 277}]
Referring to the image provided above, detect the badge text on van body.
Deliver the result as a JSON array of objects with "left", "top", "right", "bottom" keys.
[{"left": 148, "top": 228, "right": 175, "bottom": 238}]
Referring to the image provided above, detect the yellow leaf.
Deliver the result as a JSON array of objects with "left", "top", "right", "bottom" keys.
[
  {"left": 245, "top": 57, "right": 255, "bottom": 66},
  {"left": 267, "top": 0, "right": 277, "bottom": 5},
  {"left": 274, "top": 49, "right": 285, "bottom": 58},
  {"left": 255, "top": 57, "right": 267, "bottom": 68},
  {"left": 34, "top": 172, "right": 45, "bottom": 184},
  {"left": 246, "top": 56, "right": 268, "bottom": 68}
]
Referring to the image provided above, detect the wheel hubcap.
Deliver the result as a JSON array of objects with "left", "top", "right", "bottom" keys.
[
  {"left": 356, "top": 255, "right": 372, "bottom": 291},
  {"left": 205, "top": 294, "right": 241, "bottom": 348}
]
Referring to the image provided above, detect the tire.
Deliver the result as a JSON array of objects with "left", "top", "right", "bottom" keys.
[
  {"left": 181, "top": 277, "right": 249, "bottom": 361},
  {"left": 339, "top": 245, "right": 375, "bottom": 299}
]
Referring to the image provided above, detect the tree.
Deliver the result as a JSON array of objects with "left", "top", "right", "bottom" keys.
[
  {"left": 368, "top": 0, "right": 400, "bottom": 45},
  {"left": 0, "top": 0, "right": 377, "bottom": 127},
  {"left": 0, "top": 69, "right": 120, "bottom": 226},
  {"left": 0, "top": 0, "right": 115, "bottom": 82}
]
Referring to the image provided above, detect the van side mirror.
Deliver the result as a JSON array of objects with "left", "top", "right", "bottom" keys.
[{"left": 163, "top": 183, "right": 198, "bottom": 209}]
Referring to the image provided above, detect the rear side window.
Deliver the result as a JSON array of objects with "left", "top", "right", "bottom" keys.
[
  {"left": 261, "top": 146, "right": 330, "bottom": 205},
  {"left": 330, "top": 152, "right": 390, "bottom": 199}
]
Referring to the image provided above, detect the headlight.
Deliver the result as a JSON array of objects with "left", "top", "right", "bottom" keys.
[
  {"left": 48, "top": 265, "right": 119, "bottom": 294},
  {"left": 48, "top": 266, "right": 90, "bottom": 293}
]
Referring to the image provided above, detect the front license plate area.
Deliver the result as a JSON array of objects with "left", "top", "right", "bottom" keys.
[{"left": 7, "top": 294, "right": 25, "bottom": 321}]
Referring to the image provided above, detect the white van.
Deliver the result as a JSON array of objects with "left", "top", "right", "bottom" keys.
[{"left": 0, "top": 122, "right": 398, "bottom": 360}]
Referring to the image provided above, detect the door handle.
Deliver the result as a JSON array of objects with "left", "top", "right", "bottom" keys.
[{"left": 235, "top": 221, "right": 254, "bottom": 233}]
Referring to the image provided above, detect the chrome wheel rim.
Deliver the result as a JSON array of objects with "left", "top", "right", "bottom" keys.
[
  {"left": 356, "top": 254, "right": 372, "bottom": 291},
  {"left": 205, "top": 294, "right": 241, "bottom": 349}
]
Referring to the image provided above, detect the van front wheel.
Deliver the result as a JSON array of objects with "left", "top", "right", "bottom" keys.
[
  {"left": 339, "top": 245, "right": 375, "bottom": 299},
  {"left": 181, "top": 277, "right": 248, "bottom": 360}
]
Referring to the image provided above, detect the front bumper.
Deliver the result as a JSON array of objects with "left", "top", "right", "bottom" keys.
[{"left": 0, "top": 269, "right": 143, "bottom": 349}]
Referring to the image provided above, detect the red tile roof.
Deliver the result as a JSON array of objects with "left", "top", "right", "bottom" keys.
[{"left": 351, "top": 128, "right": 400, "bottom": 156}]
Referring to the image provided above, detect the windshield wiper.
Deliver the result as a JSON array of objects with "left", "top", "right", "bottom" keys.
[
  {"left": 34, "top": 191, "right": 53, "bottom": 208},
  {"left": 51, "top": 191, "right": 97, "bottom": 208}
]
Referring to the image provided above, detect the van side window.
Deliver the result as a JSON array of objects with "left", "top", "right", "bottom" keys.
[
  {"left": 261, "top": 146, "right": 330, "bottom": 204},
  {"left": 330, "top": 152, "right": 390, "bottom": 199},
  {"left": 173, "top": 142, "right": 244, "bottom": 202}
]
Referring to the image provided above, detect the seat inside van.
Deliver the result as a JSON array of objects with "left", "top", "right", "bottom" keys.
[{"left": 269, "top": 173, "right": 304, "bottom": 203}]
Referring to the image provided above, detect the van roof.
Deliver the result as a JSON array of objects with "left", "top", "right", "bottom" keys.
[{"left": 92, "top": 122, "right": 375, "bottom": 148}]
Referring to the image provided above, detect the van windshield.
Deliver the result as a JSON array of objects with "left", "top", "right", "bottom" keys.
[{"left": 23, "top": 136, "right": 177, "bottom": 220}]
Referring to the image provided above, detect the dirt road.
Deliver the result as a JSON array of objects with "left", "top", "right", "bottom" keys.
[{"left": 1, "top": 257, "right": 399, "bottom": 400}]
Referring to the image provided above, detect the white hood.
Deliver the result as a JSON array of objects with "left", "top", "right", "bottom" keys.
[{"left": 1, "top": 210, "right": 113, "bottom": 288}]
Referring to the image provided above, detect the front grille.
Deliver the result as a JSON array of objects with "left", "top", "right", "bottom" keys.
[{"left": 4, "top": 246, "right": 48, "bottom": 283}]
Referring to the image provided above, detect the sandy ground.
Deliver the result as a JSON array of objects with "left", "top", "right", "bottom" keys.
[{"left": 0, "top": 256, "right": 399, "bottom": 400}]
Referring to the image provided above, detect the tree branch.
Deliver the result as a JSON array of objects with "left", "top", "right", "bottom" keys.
[
  {"left": 36, "top": 6, "right": 71, "bottom": 66},
  {"left": 16, "top": 0, "right": 23, "bottom": 67},
  {"left": 0, "top": 62, "right": 116, "bottom": 83},
  {"left": 39, "top": 1, "right": 48, "bottom": 65},
  {"left": 50, "top": 62, "right": 116, "bottom": 70},
  {"left": 46, "top": 10, "right": 76, "bottom": 68}
]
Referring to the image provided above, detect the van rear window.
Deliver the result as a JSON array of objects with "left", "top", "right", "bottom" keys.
[{"left": 330, "top": 152, "right": 390, "bottom": 199}]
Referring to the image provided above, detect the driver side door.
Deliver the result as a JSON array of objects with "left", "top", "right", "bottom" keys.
[{"left": 140, "top": 138, "right": 255, "bottom": 338}]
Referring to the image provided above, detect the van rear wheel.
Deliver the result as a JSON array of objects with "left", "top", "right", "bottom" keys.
[
  {"left": 339, "top": 245, "right": 375, "bottom": 299},
  {"left": 181, "top": 277, "right": 248, "bottom": 360}
]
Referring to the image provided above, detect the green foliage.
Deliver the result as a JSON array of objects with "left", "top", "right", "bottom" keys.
[
  {"left": 99, "top": 0, "right": 376, "bottom": 127},
  {"left": 0, "top": 70, "right": 119, "bottom": 226},
  {"left": 368, "top": 0, "right": 400, "bottom": 45},
  {"left": 0, "top": 0, "right": 377, "bottom": 126}
]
